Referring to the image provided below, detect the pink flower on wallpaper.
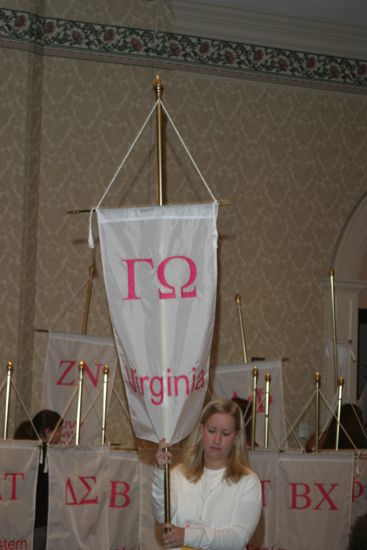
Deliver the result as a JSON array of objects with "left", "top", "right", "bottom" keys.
[
  {"left": 306, "top": 56, "right": 317, "bottom": 70},
  {"left": 253, "top": 49, "right": 264, "bottom": 62},
  {"left": 224, "top": 50, "right": 236, "bottom": 64},
  {"left": 104, "top": 29, "right": 115, "bottom": 42},
  {"left": 43, "top": 21, "right": 55, "bottom": 35},
  {"left": 130, "top": 36, "right": 143, "bottom": 52},
  {"left": 72, "top": 30, "right": 84, "bottom": 45},
  {"left": 199, "top": 41, "right": 210, "bottom": 55},
  {"left": 277, "top": 57, "right": 289, "bottom": 71},
  {"left": 330, "top": 64, "right": 341, "bottom": 79},
  {"left": 14, "top": 14, "right": 27, "bottom": 28},
  {"left": 169, "top": 41, "right": 182, "bottom": 57}
]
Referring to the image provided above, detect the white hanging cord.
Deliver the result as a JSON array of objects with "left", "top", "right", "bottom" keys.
[
  {"left": 63, "top": 384, "right": 105, "bottom": 445},
  {"left": 88, "top": 100, "right": 159, "bottom": 248},
  {"left": 112, "top": 385, "right": 131, "bottom": 422},
  {"left": 10, "top": 379, "right": 40, "bottom": 439},
  {"left": 160, "top": 100, "right": 217, "bottom": 203},
  {"left": 48, "top": 277, "right": 89, "bottom": 331},
  {"left": 278, "top": 390, "right": 315, "bottom": 450}
]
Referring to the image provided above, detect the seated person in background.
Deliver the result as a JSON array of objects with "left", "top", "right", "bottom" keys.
[
  {"left": 14, "top": 419, "right": 36, "bottom": 439},
  {"left": 152, "top": 398, "right": 261, "bottom": 549},
  {"left": 33, "top": 409, "right": 63, "bottom": 550},
  {"left": 348, "top": 513, "right": 367, "bottom": 550},
  {"left": 305, "top": 403, "right": 367, "bottom": 451}
]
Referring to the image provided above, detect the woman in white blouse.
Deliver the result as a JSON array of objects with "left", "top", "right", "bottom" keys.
[{"left": 152, "top": 398, "right": 262, "bottom": 549}]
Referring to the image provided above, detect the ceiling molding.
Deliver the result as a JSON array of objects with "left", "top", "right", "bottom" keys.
[{"left": 169, "top": 0, "right": 367, "bottom": 60}]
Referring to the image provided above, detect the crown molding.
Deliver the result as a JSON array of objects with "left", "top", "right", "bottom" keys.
[{"left": 170, "top": 0, "right": 367, "bottom": 60}]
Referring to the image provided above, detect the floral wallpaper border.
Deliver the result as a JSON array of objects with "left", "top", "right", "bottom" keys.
[{"left": 1, "top": 7, "right": 367, "bottom": 92}]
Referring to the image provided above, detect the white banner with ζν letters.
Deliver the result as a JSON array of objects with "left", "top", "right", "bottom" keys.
[
  {"left": 212, "top": 360, "right": 286, "bottom": 449},
  {"left": 97, "top": 203, "right": 218, "bottom": 444},
  {"left": 47, "top": 445, "right": 110, "bottom": 549},
  {"left": 0, "top": 440, "right": 39, "bottom": 548},
  {"left": 43, "top": 332, "right": 118, "bottom": 444}
]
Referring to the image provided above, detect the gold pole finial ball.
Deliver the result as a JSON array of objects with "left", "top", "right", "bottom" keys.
[
  {"left": 235, "top": 293, "right": 241, "bottom": 305},
  {"left": 103, "top": 364, "right": 110, "bottom": 375},
  {"left": 338, "top": 376, "right": 344, "bottom": 386},
  {"left": 329, "top": 267, "right": 335, "bottom": 277},
  {"left": 6, "top": 361, "right": 13, "bottom": 372},
  {"left": 153, "top": 75, "right": 163, "bottom": 98},
  {"left": 252, "top": 367, "right": 258, "bottom": 378},
  {"left": 79, "top": 361, "right": 85, "bottom": 371},
  {"left": 314, "top": 371, "right": 321, "bottom": 383},
  {"left": 265, "top": 372, "right": 271, "bottom": 382}
]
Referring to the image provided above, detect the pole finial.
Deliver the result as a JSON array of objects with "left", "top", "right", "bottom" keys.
[{"left": 153, "top": 75, "right": 163, "bottom": 100}]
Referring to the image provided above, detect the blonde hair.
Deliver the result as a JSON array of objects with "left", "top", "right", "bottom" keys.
[{"left": 180, "top": 399, "right": 250, "bottom": 483}]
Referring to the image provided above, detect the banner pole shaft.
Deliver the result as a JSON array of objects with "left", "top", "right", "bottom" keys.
[
  {"left": 251, "top": 367, "right": 258, "bottom": 450},
  {"left": 335, "top": 376, "right": 344, "bottom": 450},
  {"left": 315, "top": 372, "right": 321, "bottom": 453},
  {"left": 3, "top": 361, "right": 13, "bottom": 440},
  {"left": 264, "top": 373, "right": 271, "bottom": 448},
  {"left": 153, "top": 75, "right": 164, "bottom": 206},
  {"left": 235, "top": 294, "right": 248, "bottom": 363},
  {"left": 75, "top": 361, "right": 85, "bottom": 445},
  {"left": 329, "top": 268, "right": 338, "bottom": 390},
  {"left": 153, "top": 74, "right": 170, "bottom": 522},
  {"left": 101, "top": 364, "right": 109, "bottom": 445},
  {"left": 81, "top": 263, "right": 95, "bottom": 335}
]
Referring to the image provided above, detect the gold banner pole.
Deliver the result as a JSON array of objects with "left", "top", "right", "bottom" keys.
[
  {"left": 251, "top": 367, "right": 258, "bottom": 450},
  {"left": 153, "top": 75, "right": 170, "bottom": 523},
  {"left": 235, "top": 294, "right": 248, "bottom": 363},
  {"left": 101, "top": 364, "right": 109, "bottom": 445},
  {"left": 3, "top": 361, "right": 13, "bottom": 440},
  {"left": 329, "top": 268, "right": 338, "bottom": 390},
  {"left": 153, "top": 75, "right": 164, "bottom": 206},
  {"left": 314, "top": 372, "right": 321, "bottom": 453},
  {"left": 164, "top": 459, "right": 171, "bottom": 525},
  {"left": 75, "top": 361, "right": 85, "bottom": 446},
  {"left": 81, "top": 263, "right": 95, "bottom": 335},
  {"left": 335, "top": 376, "right": 344, "bottom": 451},
  {"left": 264, "top": 372, "right": 271, "bottom": 448}
]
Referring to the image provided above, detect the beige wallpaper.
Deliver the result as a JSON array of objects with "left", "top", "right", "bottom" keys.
[{"left": 1, "top": 1, "right": 367, "bottom": 444}]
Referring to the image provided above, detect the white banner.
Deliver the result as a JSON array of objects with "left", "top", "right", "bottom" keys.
[
  {"left": 0, "top": 440, "right": 39, "bottom": 547},
  {"left": 108, "top": 451, "right": 140, "bottom": 550},
  {"left": 277, "top": 453, "right": 354, "bottom": 550},
  {"left": 138, "top": 448, "right": 165, "bottom": 550},
  {"left": 97, "top": 203, "right": 218, "bottom": 443},
  {"left": 212, "top": 361, "right": 286, "bottom": 448},
  {"left": 43, "top": 332, "right": 118, "bottom": 444},
  {"left": 351, "top": 455, "right": 367, "bottom": 523},
  {"left": 247, "top": 450, "right": 278, "bottom": 549},
  {"left": 47, "top": 445, "right": 110, "bottom": 549}
]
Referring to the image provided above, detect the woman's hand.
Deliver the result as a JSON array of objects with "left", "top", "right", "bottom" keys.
[
  {"left": 155, "top": 438, "right": 172, "bottom": 470},
  {"left": 162, "top": 523, "right": 185, "bottom": 548}
]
